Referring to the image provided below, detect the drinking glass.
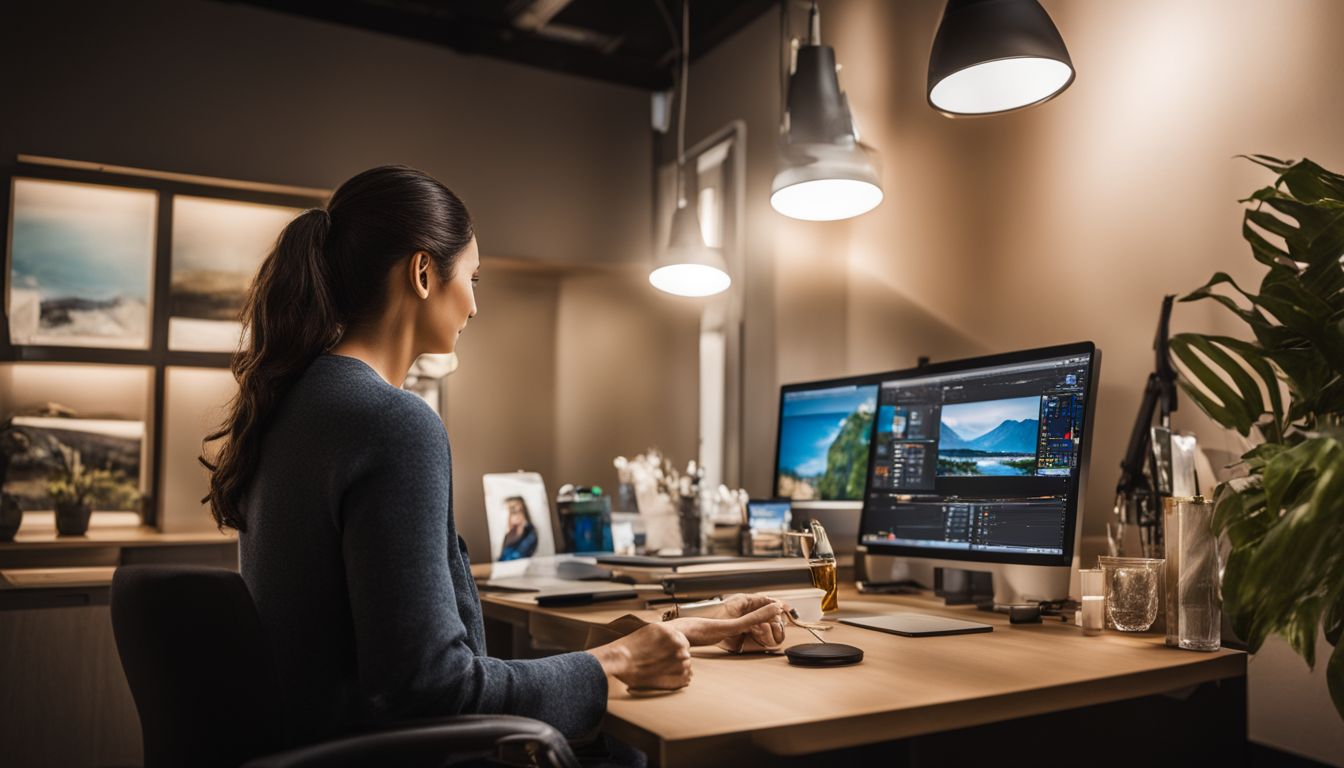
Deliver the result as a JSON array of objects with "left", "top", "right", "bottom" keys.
[
  {"left": 1099, "top": 556, "right": 1163, "bottom": 631},
  {"left": 1079, "top": 568, "right": 1104, "bottom": 636},
  {"left": 783, "top": 530, "right": 814, "bottom": 559},
  {"left": 808, "top": 558, "right": 839, "bottom": 612}
]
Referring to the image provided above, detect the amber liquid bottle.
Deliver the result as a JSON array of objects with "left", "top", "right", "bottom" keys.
[{"left": 808, "top": 519, "right": 840, "bottom": 612}]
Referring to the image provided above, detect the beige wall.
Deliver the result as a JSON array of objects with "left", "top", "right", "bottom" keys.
[
  {"left": 0, "top": 0, "right": 651, "bottom": 267},
  {"left": 445, "top": 265, "right": 700, "bottom": 558},
  {"left": 686, "top": 0, "right": 1344, "bottom": 511},
  {"left": 446, "top": 269, "right": 560, "bottom": 557},
  {"left": 2, "top": 0, "right": 682, "bottom": 550},
  {"left": 553, "top": 270, "right": 702, "bottom": 489},
  {"left": 688, "top": 0, "right": 1344, "bottom": 762}
]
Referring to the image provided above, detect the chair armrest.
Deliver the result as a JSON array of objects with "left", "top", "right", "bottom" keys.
[{"left": 240, "top": 714, "right": 580, "bottom": 768}]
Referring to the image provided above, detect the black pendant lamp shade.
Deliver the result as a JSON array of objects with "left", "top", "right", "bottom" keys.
[
  {"left": 771, "top": 4, "right": 883, "bottom": 221},
  {"left": 927, "top": 0, "right": 1075, "bottom": 116},
  {"left": 786, "top": 45, "right": 851, "bottom": 144}
]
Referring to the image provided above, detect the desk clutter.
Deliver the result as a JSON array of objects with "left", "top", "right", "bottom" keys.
[{"left": 479, "top": 342, "right": 1227, "bottom": 659}]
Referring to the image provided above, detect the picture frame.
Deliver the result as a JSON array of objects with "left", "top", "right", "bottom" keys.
[
  {"left": 168, "top": 195, "right": 300, "bottom": 352},
  {"left": 4, "top": 415, "right": 146, "bottom": 513},
  {"left": 482, "top": 471, "right": 557, "bottom": 563},
  {"left": 7, "top": 178, "right": 157, "bottom": 350}
]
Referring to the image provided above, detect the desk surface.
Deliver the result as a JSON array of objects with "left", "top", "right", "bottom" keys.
[{"left": 479, "top": 586, "right": 1245, "bottom": 766}]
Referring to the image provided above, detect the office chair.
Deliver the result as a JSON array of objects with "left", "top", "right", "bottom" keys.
[{"left": 110, "top": 564, "right": 580, "bottom": 768}]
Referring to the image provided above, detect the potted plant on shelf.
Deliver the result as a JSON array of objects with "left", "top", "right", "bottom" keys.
[
  {"left": 45, "top": 442, "right": 136, "bottom": 537},
  {"left": 1169, "top": 155, "right": 1344, "bottom": 720}
]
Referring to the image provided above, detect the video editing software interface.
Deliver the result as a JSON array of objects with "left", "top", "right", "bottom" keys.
[{"left": 861, "top": 352, "right": 1092, "bottom": 557}]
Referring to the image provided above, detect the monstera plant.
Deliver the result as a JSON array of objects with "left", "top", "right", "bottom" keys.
[{"left": 1169, "top": 155, "right": 1344, "bottom": 721}]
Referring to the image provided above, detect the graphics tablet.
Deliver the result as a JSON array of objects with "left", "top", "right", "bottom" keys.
[{"left": 840, "top": 613, "right": 993, "bottom": 637}]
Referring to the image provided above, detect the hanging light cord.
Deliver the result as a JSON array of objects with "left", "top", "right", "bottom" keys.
[
  {"left": 676, "top": 0, "right": 690, "bottom": 205},
  {"left": 779, "top": 0, "right": 789, "bottom": 133}
]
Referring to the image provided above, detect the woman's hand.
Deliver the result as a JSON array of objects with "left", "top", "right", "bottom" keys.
[
  {"left": 589, "top": 622, "right": 692, "bottom": 690},
  {"left": 669, "top": 597, "right": 785, "bottom": 648},
  {"left": 722, "top": 594, "right": 788, "bottom": 648}
]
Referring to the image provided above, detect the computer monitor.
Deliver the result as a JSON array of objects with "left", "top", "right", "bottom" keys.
[
  {"left": 858, "top": 343, "right": 1099, "bottom": 602},
  {"left": 773, "top": 375, "right": 881, "bottom": 552}
]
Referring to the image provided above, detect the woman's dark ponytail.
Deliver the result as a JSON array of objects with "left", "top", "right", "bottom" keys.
[{"left": 202, "top": 166, "right": 473, "bottom": 531}]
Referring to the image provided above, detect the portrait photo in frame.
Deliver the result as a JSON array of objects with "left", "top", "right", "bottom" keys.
[{"left": 482, "top": 471, "right": 557, "bottom": 563}]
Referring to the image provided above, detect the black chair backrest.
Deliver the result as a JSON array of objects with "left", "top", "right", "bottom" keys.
[{"left": 112, "top": 565, "right": 287, "bottom": 768}]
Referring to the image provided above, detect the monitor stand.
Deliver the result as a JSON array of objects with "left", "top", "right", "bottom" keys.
[
  {"left": 863, "top": 551, "right": 1077, "bottom": 604},
  {"left": 934, "top": 567, "right": 995, "bottom": 606}
]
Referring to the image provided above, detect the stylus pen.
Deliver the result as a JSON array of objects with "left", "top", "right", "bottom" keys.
[{"left": 789, "top": 608, "right": 827, "bottom": 644}]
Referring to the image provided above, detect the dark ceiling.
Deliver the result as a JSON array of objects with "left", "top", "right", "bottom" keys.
[{"left": 222, "top": 0, "right": 778, "bottom": 90}]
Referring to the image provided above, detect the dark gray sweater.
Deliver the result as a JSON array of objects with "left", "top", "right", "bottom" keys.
[{"left": 240, "top": 353, "right": 606, "bottom": 746}]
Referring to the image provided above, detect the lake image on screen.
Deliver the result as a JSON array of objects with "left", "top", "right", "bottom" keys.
[
  {"left": 938, "top": 396, "right": 1041, "bottom": 476},
  {"left": 776, "top": 385, "right": 876, "bottom": 501}
]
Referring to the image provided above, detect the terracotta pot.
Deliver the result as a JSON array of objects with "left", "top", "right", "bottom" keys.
[
  {"left": 0, "top": 494, "right": 21, "bottom": 541},
  {"left": 54, "top": 500, "right": 92, "bottom": 536}
]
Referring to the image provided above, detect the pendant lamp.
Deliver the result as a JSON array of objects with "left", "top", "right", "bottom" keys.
[
  {"left": 927, "top": 0, "right": 1074, "bottom": 116},
  {"left": 770, "top": 1, "right": 883, "bottom": 222},
  {"left": 650, "top": 0, "right": 730, "bottom": 298}
]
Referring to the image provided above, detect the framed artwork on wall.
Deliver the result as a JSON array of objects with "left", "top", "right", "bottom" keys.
[
  {"left": 1, "top": 155, "right": 326, "bottom": 527},
  {"left": 4, "top": 415, "right": 145, "bottom": 513},
  {"left": 7, "top": 178, "right": 157, "bottom": 349},
  {"left": 168, "top": 195, "right": 300, "bottom": 352}
]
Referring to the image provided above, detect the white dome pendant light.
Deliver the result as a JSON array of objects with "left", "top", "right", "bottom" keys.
[
  {"left": 650, "top": 0, "right": 731, "bottom": 298},
  {"left": 770, "top": 0, "right": 883, "bottom": 222},
  {"left": 927, "top": 0, "right": 1075, "bottom": 116}
]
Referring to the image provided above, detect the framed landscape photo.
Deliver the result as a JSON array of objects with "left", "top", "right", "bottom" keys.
[
  {"left": 7, "top": 178, "right": 157, "bottom": 349},
  {"left": 168, "top": 195, "right": 300, "bottom": 352},
  {"left": 4, "top": 415, "right": 145, "bottom": 513}
]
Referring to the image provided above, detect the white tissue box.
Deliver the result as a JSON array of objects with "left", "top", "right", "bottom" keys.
[{"left": 762, "top": 587, "right": 826, "bottom": 622}]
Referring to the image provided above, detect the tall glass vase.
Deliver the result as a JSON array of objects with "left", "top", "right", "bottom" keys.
[{"left": 1163, "top": 496, "right": 1221, "bottom": 651}]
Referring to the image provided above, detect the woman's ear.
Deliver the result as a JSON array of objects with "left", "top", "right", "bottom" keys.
[{"left": 410, "top": 251, "right": 431, "bottom": 299}]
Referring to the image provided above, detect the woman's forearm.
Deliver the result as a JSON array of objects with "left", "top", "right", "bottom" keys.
[{"left": 587, "top": 641, "right": 631, "bottom": 678}]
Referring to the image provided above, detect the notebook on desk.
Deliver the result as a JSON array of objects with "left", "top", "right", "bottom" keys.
[
  {"left": 595, "top": 554, "right": 744, "bottom": 568},
  {"left": 660, "top": 567, "right": 814, "bottom": 598}
]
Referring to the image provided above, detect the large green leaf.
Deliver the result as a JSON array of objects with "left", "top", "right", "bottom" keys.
[
  {"left": 1180, "top": 157, "right": 1344, "bottom": 723},
  {"left": 1171, "top": 335, "right": 1257, "bottom": 434}
]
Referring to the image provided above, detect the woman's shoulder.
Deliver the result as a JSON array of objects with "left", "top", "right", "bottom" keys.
[{"left": 292, "top": 355, "right": 447, "bottom": 448}]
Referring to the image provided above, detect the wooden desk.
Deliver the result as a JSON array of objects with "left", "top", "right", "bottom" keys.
[{"left": 479, "top": 587, "right": 1246, "bottom": 766}]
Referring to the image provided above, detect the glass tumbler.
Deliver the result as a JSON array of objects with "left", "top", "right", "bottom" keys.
[
  {"left": 1079, "top": 568, "right": 1104, "bottom": 636},
  {"left": 1099, "top": 556, "right": 1164, "bottom": 632}
]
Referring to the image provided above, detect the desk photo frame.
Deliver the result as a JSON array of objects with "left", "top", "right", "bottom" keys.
[{"left": 482, "top": 471, "right": 558, "bottom": 563}]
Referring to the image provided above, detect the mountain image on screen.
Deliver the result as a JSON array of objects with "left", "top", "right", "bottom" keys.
[
  {"left": 776, "top": 387, "right": 876, "bottom": 501},
  {"left": 937, "top": 396, "right": 1041, "bottom": 476}
]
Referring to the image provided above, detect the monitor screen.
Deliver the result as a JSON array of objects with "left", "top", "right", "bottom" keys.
[
  {"left": 773, "top": 377, "right": 879, "bottom": 503},
  {"left": 859, "top": 344, "right": 1097, "bottom": 566},
  {"left": 746, "top": 499, "right": 793, "bottom": 532}
]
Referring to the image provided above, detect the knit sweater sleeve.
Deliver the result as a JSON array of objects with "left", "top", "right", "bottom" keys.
[{"left": 338, "top": 395, "right": 607, "bottom": 737}]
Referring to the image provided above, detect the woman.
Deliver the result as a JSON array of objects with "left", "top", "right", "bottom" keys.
[
  {"left": 498, "top": 496, "right": 538, "bottom": 561},
  {"left": 202, "top": 166, "right": 785, "bottom": 754}
]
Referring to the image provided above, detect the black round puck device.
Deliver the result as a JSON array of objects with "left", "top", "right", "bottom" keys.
[{"left": 785, "top": 642, "right": 864, "bottom": 667}]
